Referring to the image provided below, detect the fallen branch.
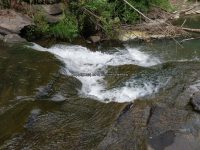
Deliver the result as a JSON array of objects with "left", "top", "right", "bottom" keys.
[
  {"left": 180, "top": 37, "right": 200, "bottom": 43},
  {"left": 82, "top": 7, "right": 107, "bottom": 31},
  {"left": 122, "top": 0, "right": 183, "bottom": 47},
  {"left": 181, "top": 19, "right": 187, "bottom": 27},
  {"left": 182, "top": 27, "right": 200, "bottom": 33},
  {"left": 180, "top": 4, "right": 200, "bottom": 14},
  {"left": 123, "top": 0, "right": 153, "bottom": 22}
]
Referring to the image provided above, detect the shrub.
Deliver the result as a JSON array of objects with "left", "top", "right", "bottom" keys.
[
  {"left": 0, "top": 0, "right": 11, "bottom": 8},
  {"left": 33, "top": 11, "right": 50, "bottom": 33},
  {"left": 32, "top": 9, "right": 78, "bottom": 41},
  {"left": 0, "top": 0, "right": 172, "bottom": 39},
  {"left": 150, "top": 0, "right": 172, "bottom": 11},
  {"left": 49, "top": 14, "right": 79, "bottom": 40}
]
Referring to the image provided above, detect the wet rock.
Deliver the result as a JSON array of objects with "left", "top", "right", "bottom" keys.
[
  {"left": 0, "top": 10, "right": 34, "bottom": 34},
  {"left": 3, "top": 34, "right": 27, "bottom": 43},
  {"left": 35, "top": 75, "right": 82, "bottom": 100},
  {"left": 147, "top": 105, "right": 188, "bottom": 137},
  {"left": 164, "top": 133, "right": 200, "bottom": 150},
  {"left": 98, "top": 101, "right": 151, "bottom": 150},
  {"left": 98, "top": 101, "right": 200, "bottom": 150},
  {"left": 148, "top": 131, "right": 175, "bottom": 150},
  {"left": 147, "top": 105, "right": 200, "bottom": 150},
  {"left": 191, "top": 92, "right": 200, "bottom": 112},
  {"left": 174, "top": 87, "right": 194, "bottom": 107},
  {"left": 89, "top": 36, "right": 101, "bottom": 43},
  {"left": 0, "top": 34, "right": 4, "bottom": 40},
  {"left": 105, "top": 64, "right": 145, "bottom": 89}
]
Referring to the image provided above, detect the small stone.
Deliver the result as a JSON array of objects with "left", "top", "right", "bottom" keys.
[
  {"left": 89, "top": 35, "right": 101, "bottom": 43},
  {"left": 86, "top": 40, "right": 92, "bottom": 44}
]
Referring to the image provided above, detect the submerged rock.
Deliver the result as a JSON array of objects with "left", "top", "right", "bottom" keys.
[
  {"left": 98, "top": 101, "right": 200, "bottom": 150},
  {"left": 97, "top": 101, "right": 151, "bottom": 150}
]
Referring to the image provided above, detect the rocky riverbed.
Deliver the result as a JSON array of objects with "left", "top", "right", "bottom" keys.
[
  {"left": 1, "top": 1, "right": 200, "bottom": 150},
  {"left": 0, "top": 35, "right": 200, "bottom": 149}
]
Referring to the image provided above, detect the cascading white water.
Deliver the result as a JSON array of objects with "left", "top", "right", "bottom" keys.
[{"left": 29, "top": 43, "right": 162, "bottom": 103}]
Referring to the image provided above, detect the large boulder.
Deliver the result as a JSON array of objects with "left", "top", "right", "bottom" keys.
[
  {"left": 32, "top": 3, "right": 63, "bottom": 15},
  {"left": 0, "top": 10, "right": 34, "bottom": 34},
  {"left": 31, "top": 3, "right": 64, "bottom": 23}
]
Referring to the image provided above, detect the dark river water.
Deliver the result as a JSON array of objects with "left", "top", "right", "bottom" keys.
[{"left": 0, "top": 17, "right": 200, "bottom": 149}]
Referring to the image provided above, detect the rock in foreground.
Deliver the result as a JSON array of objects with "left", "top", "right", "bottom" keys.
[{"left": 0, "top": 9, "right": 33, "bottom": 34}]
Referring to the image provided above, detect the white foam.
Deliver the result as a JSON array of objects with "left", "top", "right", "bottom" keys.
[{"left": 29, "top": 43, "right": 162, "bottom": 103}]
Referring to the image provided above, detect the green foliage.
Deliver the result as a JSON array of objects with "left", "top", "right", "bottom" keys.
[
  {"left": 69, "top": 0, "right": 118, "bottom": 37},
  {"left": 33, "top": 11, "right": 50, "bottom": 33},
  {"left": 0, "top": 0, "right": 172, "bottom": 39},
  {"left": 0, "top": 0, "right": 11, "bottom": 8},
  {"left": 50, "top": 14, "right": 79, "bottom": 40},
  {"left": 150, "top": 0, "right": 172, "bottom": 11},
  {"left": 33, "top": 10, "right": 78, "bottom": 40},
  {"left": 70, "top": 0, "right": 171, "bottom": 37},
  {"left": 112, "top": 0, "right": 149, "bottom": 24}
]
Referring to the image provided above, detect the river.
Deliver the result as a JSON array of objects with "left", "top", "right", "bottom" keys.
[{"left": 1, "top": 17, "right": 200, "bottom": 149}]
